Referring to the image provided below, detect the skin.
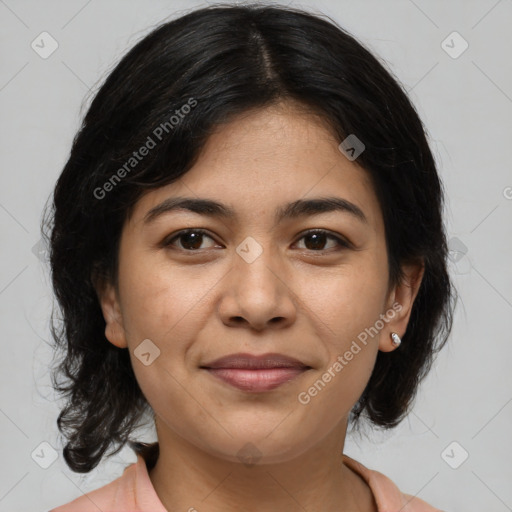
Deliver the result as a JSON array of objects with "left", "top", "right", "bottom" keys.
[{"left": 96, "top": 100, "right": 424, "bottom": 512}]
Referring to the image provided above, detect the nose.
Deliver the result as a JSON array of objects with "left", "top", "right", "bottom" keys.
[{"left": 217, "top": 242, "right": 297, "bottom": 331}]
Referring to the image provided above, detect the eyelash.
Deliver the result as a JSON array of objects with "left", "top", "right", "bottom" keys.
[{"left": 162, "top": 228, "right": 351, "bottom": 253}]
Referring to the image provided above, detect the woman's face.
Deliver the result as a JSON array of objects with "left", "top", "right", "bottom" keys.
[{"left": 99, "top": 102, "right": 421, "bottom": 464}]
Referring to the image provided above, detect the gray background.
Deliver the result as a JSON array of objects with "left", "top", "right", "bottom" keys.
[{"left": 1, "top": 1, "right": 511, "bottom": 511}]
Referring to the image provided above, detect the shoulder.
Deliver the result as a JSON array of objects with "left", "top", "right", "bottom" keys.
[
  {"left": 342, "top": 454, "right": 443, "bottom": 512},
  {"left": 49, "top": 461, "right": 139, "bottom": 512}
]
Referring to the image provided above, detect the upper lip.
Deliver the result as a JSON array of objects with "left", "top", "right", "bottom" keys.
[{"left": 201, "top": 353, "right": 310, "bottom": 370}]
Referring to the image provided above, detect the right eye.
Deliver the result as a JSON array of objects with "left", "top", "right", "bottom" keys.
[{"left": 162, "top": 229, "right": 221, "bottom": 252}]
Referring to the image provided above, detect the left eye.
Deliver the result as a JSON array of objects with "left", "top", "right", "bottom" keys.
[
  {"left": 163, "top": 229, "right": 349, "bottom": 252},
  {"left": 294, "top": 230, "right": 349, "bottom": 251}
]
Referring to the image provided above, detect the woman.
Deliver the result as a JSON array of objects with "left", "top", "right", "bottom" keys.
[{"left": 44, "top": 3, "right": 455, "bottom": 511}]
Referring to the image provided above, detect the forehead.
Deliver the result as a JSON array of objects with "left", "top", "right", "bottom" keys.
[{"left": 129, "top": 103, "right": 382, "bottom": 231}]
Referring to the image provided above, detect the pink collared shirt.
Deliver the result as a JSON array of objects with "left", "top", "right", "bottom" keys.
[{"left": 49, "top": 453, "right": 442, "bottom": 511}]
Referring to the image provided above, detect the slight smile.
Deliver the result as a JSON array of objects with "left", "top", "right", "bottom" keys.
[{"left": 200, "top": 353, "right": 312, "bottom": 392}]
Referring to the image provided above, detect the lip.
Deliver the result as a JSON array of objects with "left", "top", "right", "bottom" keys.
[
  {"left": 200, "top": 353, "right": 311, "bottom": 392},
  {"left": 202, "top": 352, "right": 308, "bottom": 370}
]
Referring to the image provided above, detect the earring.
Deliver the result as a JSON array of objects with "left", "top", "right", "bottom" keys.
[{"left": 391, "top": 332, "right": 401, "bottom": 348}]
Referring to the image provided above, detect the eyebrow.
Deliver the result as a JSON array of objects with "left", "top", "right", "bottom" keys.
[{"left": 143, "top": 196, "right": 368, "bottom": 226}]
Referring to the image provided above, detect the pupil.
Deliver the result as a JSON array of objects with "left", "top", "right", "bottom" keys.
[
  {"left": 183, "top": 232, "right": 202, "bottom": 250},
  {"left": 306, "top": 233, "right": 325, "bottom": 250}
]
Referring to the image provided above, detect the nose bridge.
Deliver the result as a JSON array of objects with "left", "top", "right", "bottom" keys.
[
  {"left": 234, "top": 235, "right": 282, "bottom": 301},
  {"left": 218, "top": 235, "right": 295, "bottom": 329}
]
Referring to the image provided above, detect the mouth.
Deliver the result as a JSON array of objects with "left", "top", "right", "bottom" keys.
[{"left": 200, "top": 353, "right": 312, "bottom": 392}]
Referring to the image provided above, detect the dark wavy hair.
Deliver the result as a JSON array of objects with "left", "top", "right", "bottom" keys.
[{"left": 41, "top": 2, "right": 456, "bottom": 473}]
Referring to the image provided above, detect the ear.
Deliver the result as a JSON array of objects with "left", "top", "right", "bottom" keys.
[
  {"left": 379, "top": 261, "right": 424, "bottom": 353},
  {"left": 93, "top": 275, "right": 128, "bottom": 349}
]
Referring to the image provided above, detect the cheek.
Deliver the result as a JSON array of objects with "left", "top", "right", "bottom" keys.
[
  {"left": 119, "top": 261, "right": 214, "bottom": 431},
  {"left": 303, "top": 258, "right": 388, "bottom": 344},
  {"left": 297, "top": 274, "right": 382, "bottom": 430},
  {"left": 118, "top": 254, "right": 210, "bottom": 343},
  {"left": 300, "top": 346, "right": 378, "bottom": 434},
  {"left": 296, "top": 254, "right": 386, "bottom": 406}
]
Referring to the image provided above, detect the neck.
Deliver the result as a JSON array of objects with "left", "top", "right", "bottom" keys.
[{"left": 148, "top": 418, "right": 376, "bottom": 512}]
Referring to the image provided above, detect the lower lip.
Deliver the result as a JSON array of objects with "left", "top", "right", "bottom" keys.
[{"left": 204, "top": 367, "right": 308, "bottom": 392}]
